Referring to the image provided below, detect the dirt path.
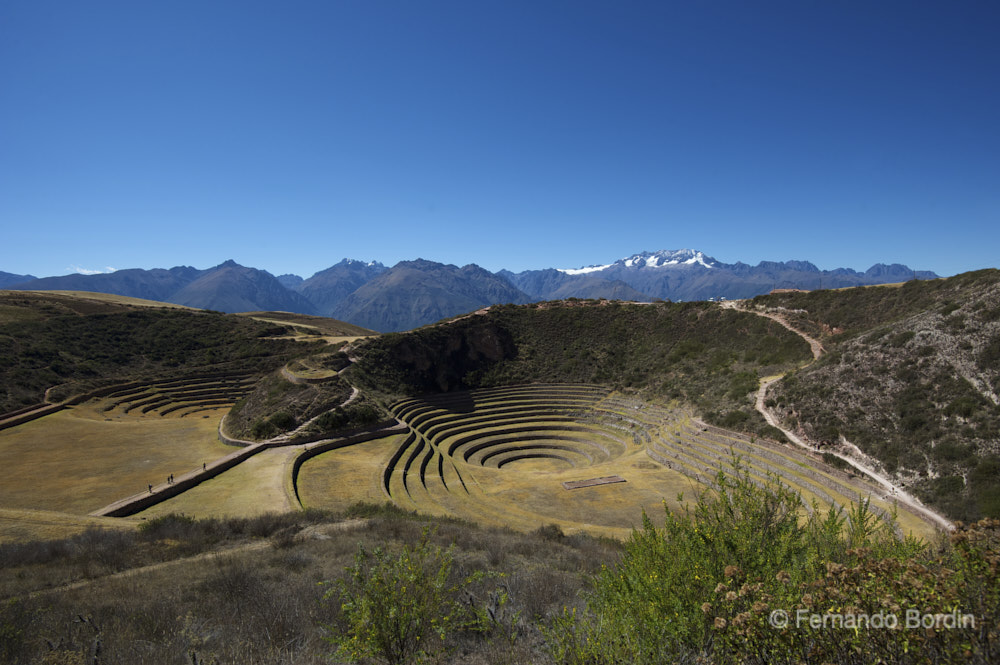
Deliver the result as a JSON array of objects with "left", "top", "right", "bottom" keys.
[
  {"left": 724, "top": 300, "right": 953, "bottom": 532},
  {"left": 722, "top": 301, "right": 825, "bottom": 360},
  {"left": 270, "top": 387, "right": 360, "bottom": 444},
  {"left": 14, "top": 541, "right": 272, "bottom": 601},
  {"left": 9, "top": 518, "right": 370, "bottom": 601}
]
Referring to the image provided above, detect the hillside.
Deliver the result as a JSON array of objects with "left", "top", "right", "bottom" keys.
[
  {"left": 350, "top": 299, "right": 811, "bottom": 438},
  {"left": 4, "top": 276, "right": 1000, "bottom": 663},
  {"left": 237, "top": 311, "right": 375, "bottom": 337},
  {"left": 752, "top": 271, "right": 1000, "bottom": 520},
  {"left": 2, "top": 483, "right": 995, "bottom": 664},
  {"left": 0, "top": 291, "right": 317, "bottom": 414}
]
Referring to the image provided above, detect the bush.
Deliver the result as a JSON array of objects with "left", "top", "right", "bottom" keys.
[
  {"left": 324, "top": 528, "right": 498, "bottom": 664},
  {"left": 544, "top": 461, "right": 925, "bottom": 664}
]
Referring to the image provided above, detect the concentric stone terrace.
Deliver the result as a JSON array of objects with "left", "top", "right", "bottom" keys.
[
  {"left": 100, "top": 372, "right": 258, "bottom": 418},
  {"left": 383, "top": 384, "right": 651, "bottom": 533},
  {"left": 374, "top": 383, "right": 917, "bottom": 537}
]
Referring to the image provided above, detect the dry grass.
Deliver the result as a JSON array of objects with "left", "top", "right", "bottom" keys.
[
  {"left": 135, "top": 446, "right": 304, "bottom": 520},
  {"left": 0, "top": 403, "right": 233, "bottom": 517},
  {"left": 12, "top": 289, "right": 196, "bottom": 309},
  {"left": 457, "top": 447, "right": 691, "bottom": 537},
  {"left": 0, "top": 386, "right": 939, "bottom": 546},
  {"left": 0, "top": 507, "right": 619, "bottom": 664},
  {"left": 372, "top": 387, "right": 943, "bottom": 542},
  {"left": 296, "top": 435, "right": 403, "bottom": 511},
  {"left": 0, "top": 508, "right": 138, "bottom": 544},
  {"left": 238, "top": 311, "right": 375, "bottom": 337}
]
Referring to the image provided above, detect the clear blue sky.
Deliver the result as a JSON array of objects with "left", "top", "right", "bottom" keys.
[{"left": 2, "top": 1, "right": 997, "bottom": 278}]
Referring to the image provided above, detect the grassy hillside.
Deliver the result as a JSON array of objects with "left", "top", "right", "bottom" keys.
[
  {"left": 350, "top": 299, "right": 812, "bottom": 439},
  {"left": 0, "top": 291, "right": 319, "bottom": 413},
  {"left": 751, "top": 271, "right": 1000, "bottom": 520},
  {"left": 2, "top": 482, "right": 996, "bottom": 664}
]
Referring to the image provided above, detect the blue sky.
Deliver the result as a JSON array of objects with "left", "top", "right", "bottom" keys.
[{"left": 1, "top": 1, "right": 997, "bottom": 279}]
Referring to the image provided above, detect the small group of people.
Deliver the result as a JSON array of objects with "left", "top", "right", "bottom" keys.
[
  {"left": 147, "top": 463, "right": 207, "bottom": 494},
  {"left": 147, "top": 473, "right": 176, "bottom": 493}
]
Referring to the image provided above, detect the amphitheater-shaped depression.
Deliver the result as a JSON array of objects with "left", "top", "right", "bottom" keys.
[{"left": 389, "top": 383, "right": 634, "bottom": 479}]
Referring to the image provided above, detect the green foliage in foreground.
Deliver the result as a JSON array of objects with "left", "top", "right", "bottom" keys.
[
  {"left": 545, "top": 464, "right": 999, "bottom": 664},
  {"left": 2, "top": 494, "right": 999, "bottom": 663},
  {"left": 325, "top": 528, "right": 502, "bottom": 665}
]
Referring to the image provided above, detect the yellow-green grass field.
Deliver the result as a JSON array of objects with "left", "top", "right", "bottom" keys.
[
  {"left": 451, "top": 449, "right": 692, "bottom": 538},
  {"left": 4, "top": 289, "right": 196, "bottom": 310},
  {"left": 0, "top": 402, "right": 232, "bottom": 518},
  {"left": 1, "top": 382, "right": 943, "bottom": 544},
  {"left": 297, "top": 435, "right": 406, "bottom": 511},
  {"left": 135, "top": 445, "right": 305, "bottom": 520},
  {"left": 0, "top": 507, "right": 138, "bottom": 544}
]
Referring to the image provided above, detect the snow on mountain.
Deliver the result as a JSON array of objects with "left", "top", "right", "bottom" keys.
[
  {"left": 560, "top": 249, "right": 717, "bottom": 274},
  {"left": 559, "top": 264, "right": 614, "bottom": 275},
  {"left": 618, "top": 249, "right": 718, "bottom": 269}
]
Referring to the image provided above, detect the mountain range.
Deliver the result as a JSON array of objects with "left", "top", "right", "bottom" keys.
[{"left": 4, "top": 250, "right": 939, "bottom": 332}]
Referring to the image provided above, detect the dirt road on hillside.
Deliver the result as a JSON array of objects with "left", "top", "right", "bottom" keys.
[{"left": 723, "top": 300, "right": 953, "bottom": 532}]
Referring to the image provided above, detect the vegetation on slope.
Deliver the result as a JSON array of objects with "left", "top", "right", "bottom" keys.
[
  {"left": 224, "top": 372, "right": 355, "bottom": 440},
  {"left": 548, "top": 466, "right": 999, "bottom": 665},
  {"left": 2, "top": 474, "right": 997, "bottom": 664},
  {"left": 753, "top": 271, "right": 1000, "bottom": 520},
  {"left": 0, "top": 292, "right": 320, "bottom": 413},
  {"left": 350, "top": 299, "right": 812, "bottom": 440},
  {"left": 754, "top": 269, "right": 999, "bottom": 340},
  {"left": 225, "top": 371, "right": 385, "bottom": 441}
]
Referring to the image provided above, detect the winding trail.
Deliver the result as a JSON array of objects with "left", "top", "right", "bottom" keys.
[{"left": 723, "top": 300, "right": 954, "bottom": 532}]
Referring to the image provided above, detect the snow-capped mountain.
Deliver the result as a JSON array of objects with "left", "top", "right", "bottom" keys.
[
  {"left": 511, "top": 249, "right": 938, "bottom": 302},
  {"left": 559, "top": 250, "right": 717, "bottom": 275},
  {"left": 5, "top": 250, "right": 939, "bottom": 331}
]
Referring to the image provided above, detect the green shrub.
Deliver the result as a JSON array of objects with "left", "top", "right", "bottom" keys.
[
  {"left": 324, "top": 528, "right": 497, "bottom": 664},
  {"left": 544, "top": 461, "right": 922, "bottom": 664}
]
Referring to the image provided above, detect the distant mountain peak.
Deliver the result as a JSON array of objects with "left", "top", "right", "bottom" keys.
[
  {"left": 339, "top": 258, "right": 385, "bottom": 269},
  {"left": 619, "top": 249, "right": 718, "bottom": 269},
  {"left": 558, "top": 248, "right": 717, "bottom": 274}
]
